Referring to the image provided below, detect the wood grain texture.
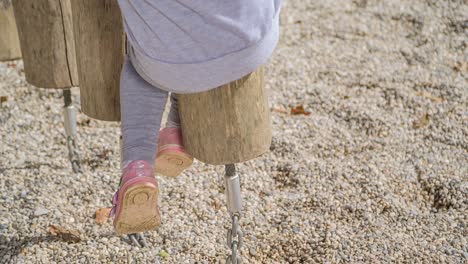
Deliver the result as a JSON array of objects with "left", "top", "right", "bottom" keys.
[
  {"left": 59, "top": 0, "right": 79, "bottom": 86},
  {"left": 71, "top": 0, "right": 124, "bottom": 121},
  {"left": 12, "top": 0, "right": 78, "bottom": 88},
  {"left": 0, "top": 2, "right": 21, "bottom": 61},
  {"left": 178, "top": 67, "right": 272, "bottom": 165}
]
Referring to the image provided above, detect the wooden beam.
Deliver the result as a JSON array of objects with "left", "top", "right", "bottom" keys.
[
  {"left": 71, "top": 0, "right": 124, "bottom": 121},
  {"left": 0, "top": 1, "right": 21, "bottom": 61},
  {"left": 12, "top": 0, "right": 78, "bottom": 88},
  {"left": 178, "top": 67, "right": 272, "bottom": 165}
]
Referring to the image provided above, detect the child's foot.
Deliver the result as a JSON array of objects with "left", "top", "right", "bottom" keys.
[
  {"left": 111, "top": 160, "right": 160, "bottom": 235},
  {"left": 155, "top": 127, "right": 193, "bottom": 177}
]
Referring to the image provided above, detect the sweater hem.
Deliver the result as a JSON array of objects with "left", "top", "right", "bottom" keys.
[{"left": 129, "top": 11, "right": 280, "bottom": 94}]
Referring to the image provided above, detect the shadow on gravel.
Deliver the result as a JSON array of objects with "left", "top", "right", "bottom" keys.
[
  {"left": 0, "top": 234, "right": 54, "bottom": 258},
  {"left": 0, "top": 162, "right": 64, "bottom": 174}
]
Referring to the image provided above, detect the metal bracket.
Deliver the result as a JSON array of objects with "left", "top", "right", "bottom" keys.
[
  {"left": 62, "top": 89, "right": 82, "bottom": 173},
  {"left": 224, "top": 164, "right": 243, "bottom": 264}
]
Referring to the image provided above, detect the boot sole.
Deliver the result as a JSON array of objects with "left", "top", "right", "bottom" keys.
[
  {"left": 114, "top": 182, "right": 160, "bottom": 235},
  {"left": 154, "top": 150, "right": 193, "bottom": 177}
]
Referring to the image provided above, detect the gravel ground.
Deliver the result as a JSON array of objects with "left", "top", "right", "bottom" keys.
[{"left": 1, "top": 0, "right": 467, "bottom": 263}]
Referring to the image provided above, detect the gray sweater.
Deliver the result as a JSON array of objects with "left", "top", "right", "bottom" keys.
[{"left": 117, "top": 0, "right": 281, "bottom": 93}]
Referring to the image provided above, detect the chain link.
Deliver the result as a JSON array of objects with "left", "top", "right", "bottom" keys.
[
  {"left": 128, "top": 233, "right": 148, "bottom": 248},
  {"left": 226, "top": 214, "right": 243, "bottom": 264},
  {"left": 66, "top": 136, "right": 82, "bottom": 173}
]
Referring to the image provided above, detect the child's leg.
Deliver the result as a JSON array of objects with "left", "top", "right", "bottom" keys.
[
  {"left": 112, "top": 58, "right": 165, "bottom": 235},
  {"left": 120, "top": 58, "right": 168, "bottom": 168},
  {"left": 165, "top": 93, "right": 181, "bottom": 128},
  {"left": 155, "top": 93, "right": 193, "bottom": 177}
]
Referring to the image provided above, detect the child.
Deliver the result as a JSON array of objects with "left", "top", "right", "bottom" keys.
[{"left": 111, "top": 0, "right": 282, "bottom": 235}]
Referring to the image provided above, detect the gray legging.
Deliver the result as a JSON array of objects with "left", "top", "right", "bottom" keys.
[{"left": 120, "top": 58, "right": 180, "bottom": 167}]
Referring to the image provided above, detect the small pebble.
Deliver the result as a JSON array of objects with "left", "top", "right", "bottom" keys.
[{"left": 33, "top": 207, "right": 50, "bottom": 217}]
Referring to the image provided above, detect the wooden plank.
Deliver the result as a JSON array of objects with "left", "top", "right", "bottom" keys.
[
  {"left": 12, "top": 0, "right": 77, "bottom": 88},
  {"left": 0, "top": 1, "right": 21, "bottom": 61},
  {"left": 178, "top": 67, "right": 272, "bottom": 165},
  {"left": 71, "top": 0, "right": 124, "bottom": 121},
  {"left": 59, "top": 0, "right": 79, "bottom": 86}
]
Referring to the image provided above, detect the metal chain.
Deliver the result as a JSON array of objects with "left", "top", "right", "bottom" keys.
[
  {"left": 66, "top": 136, "right": 82, "bottom": 173},
  {"left": 128, "top": 233, "right": 147, "bottom": 248},
  {"left": 226, "top": 214, "right": 243, "bottom": 264},
  {"left": 224, "top": 164, "right": 244, "bottom": 264}
]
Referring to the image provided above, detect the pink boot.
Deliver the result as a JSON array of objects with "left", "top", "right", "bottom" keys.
[
  {"left": 111, "top": 160, "right": 160, "bottom": 235},
  {"left": 155, "top": 127, "right": 193, "bottom": 177}
]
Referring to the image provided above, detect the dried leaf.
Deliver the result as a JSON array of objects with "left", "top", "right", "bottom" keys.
[
  {"left": 48, "top": 225, "right": 82, "bottom": 243},
  {"left": 453, "top": 61, "right": 467, "bottom": 72},
  {"left": 290, "top": 105, "right": 311, "bottom": 116},
  {"left": 413, "top": 113, "right": 430, "bottom": 129},
  {"left": 0, "top": 96, "right": 7, "bottom": 104},
  {"left": 95, "top": 208, "right": 112, "bottom": 224},
  {"left": 97, "top": 149, "right": 113, "bottom": 160},
  {"left": 272, "top": 107, "right": 288, "bottom": 114}
]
